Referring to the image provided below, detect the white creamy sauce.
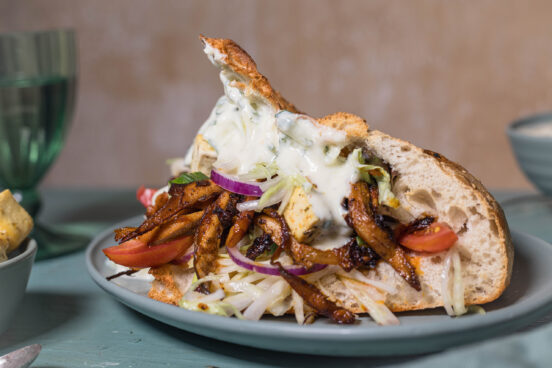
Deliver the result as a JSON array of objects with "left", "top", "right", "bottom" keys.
[
  {"left": 203, "top": 42, "right": 227, "bottom": 66},
  {"left": 187, "top": 43, "right": 366, "bottom": 249},
  {"left": 275, "top": 112, "right": 360, "bottom": 249},
  {"left": 198, "top": 95, "right": 278, "bottom": 174},
  {"left": 517, "top": 122, "right": 552, "bottom": 137},
  {"left": 151, "top": 184, "right": 169, "bottom": 205}
]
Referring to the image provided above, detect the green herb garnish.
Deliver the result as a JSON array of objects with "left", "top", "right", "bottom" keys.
[{"left": 169, "top": 172, "right": 209, "bottom": 185}]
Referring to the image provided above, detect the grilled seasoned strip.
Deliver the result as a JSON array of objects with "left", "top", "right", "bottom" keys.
[
  {"left": 393, "top": 216, "right": 435, "bottom": 240},
  {"left": 349, "top": 182, "right": 421, "bottom": 291},
  {"left": 121, "top": 180, "right": 223, "bottom": 243},
  {"left": 256, "top": 213, "right": 358, "bottom": 270},
  {"left": 261, "top": 208, "right": 291, "bottom": 263},
  {"left": 275, "top": 262, "right": 356, "bottom": 324},
  {"left": 149, "top": 210, "right": 204, "bottom": 246},
  {"left": 114, "top": 227, "right": 136, "bottom": 242},
  {"left": 194, "top": 191, "right": 239, "bottom": 286},
  {"left": 114, "top": 211, "right": 201, "bottom": 247},
  {"left": 255, "top": 213, "right": 289, "bottom": 263},
  {"left": 290, "top": 237, "right": 351, "bottom": 270},
  {"left": 367, "top": 182, "right": 379, "bottom": 212},
  {"left": 146, "top": 192, "right": 169, "bottom": 218},
  {"left": 225, "top": 209, "right": 255, "bottom": 248},
  {"left": 246, "top": 234, "right": 273, "bottom": 260}
]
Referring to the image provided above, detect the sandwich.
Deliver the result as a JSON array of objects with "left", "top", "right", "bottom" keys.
[{"left": 103, "top": 36, "right": 513, "bottom": 325}]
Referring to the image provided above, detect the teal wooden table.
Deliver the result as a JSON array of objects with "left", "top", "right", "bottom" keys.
[{"left": 1, "top": 188, "right": 551, "bottom": 367}]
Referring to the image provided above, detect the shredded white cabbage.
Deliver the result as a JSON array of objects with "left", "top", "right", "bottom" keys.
[
  {"left": 188, "top": 274, "right": 222, "bottom": 291},
  {"left": 238, "top": 162, "right": 279, "bottom": 181},
  {"left": 243, "top": 279, "right": 289, "bottom": 320},
  {"left": 277, "top": 187, "right": 295, "bottom": 214},
  {"left": 291, "top": 290, "right": 305, "bottom": 325},
  {"left": 303, "top": 265, "right": 341, "bottom": 283},
  {"left": 199, "top": 288, "right": 226, "bottom": 303},
  {"left": 267, "top": 289, "right": 292, "bottom": 316},
  {"left": 176, "top": 249, "right": 399, "bottom": 324},
  {"left": 236, "top": 272, "right": 266, "bottom": 284},
  {"left": 237, "top": 200, "right": 260, "bottom": 212},
  {"left": 451, "top": 248, "right": 467, "bottom": 315},
  {"left": 217, "top": 265, "right": 244, "bottom": 275},
  {"left": 258, "top": 177, "right": 283, "bottom": 192},
  {"left": 441, "top": 246, "right": 467, "bottom": 316},
  {"left": 340, "top": 277, "right": 399, "bottom": 326},
  {"left": 252, "top": 174, "right": 311, "bottom": 213},
  {"left": 354, "top": 148, "right": 400, "bottom": 208},
  {"left": 178, "top": 281, "right": 247, "bottom": 318},
  {"left": 224, "top": 279, "right": 265, "bottom": 296},
  {"left": 224, "top": 293, "right": 255, "bottom": 310},
  {"left": 441, "top": 250, "right": 455, "bottom": 315},
  {"left": 336, "top": 269, "right": 397, "bottom": 295},
  {"left": 179, "top": 299, "right": 244, "bottom": 319}
]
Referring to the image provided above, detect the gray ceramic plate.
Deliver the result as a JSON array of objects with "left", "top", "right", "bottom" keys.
[
  {"left": 86, "top": 217, "right": 552, "bottom": 356},
  {"left": 501, "top": 194, "right": 552, "bottom": 243}
]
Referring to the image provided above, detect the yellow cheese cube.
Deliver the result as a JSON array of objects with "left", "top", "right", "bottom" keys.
[
  {"left": 283, "top": 187, "right": 320, "bottom": 243},
  {"left": 0, "top": 189, "right": 33, "bottom": 254},
  {"left": 190, "top": 134, "right": 217, "bottom": 175}
]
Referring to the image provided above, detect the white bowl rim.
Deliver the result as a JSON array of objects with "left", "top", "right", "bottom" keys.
[
  {"left": 507, "top": 111, "right": 552, "bottom": 141},
  {"left": 0, "top": 238, "right": 37, "bottom": 270}
]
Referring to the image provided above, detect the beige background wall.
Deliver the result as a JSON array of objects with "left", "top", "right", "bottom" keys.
[{"left": 1, "top": 0, "right": 550, "bottom": 189}]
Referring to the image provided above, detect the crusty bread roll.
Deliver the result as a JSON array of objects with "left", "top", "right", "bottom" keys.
[
  {"left": 149, "top": 36, "right": 513, "bottom": 314},
  {"left": 357, "top": 131, "right": 513, "bottom": 311}
]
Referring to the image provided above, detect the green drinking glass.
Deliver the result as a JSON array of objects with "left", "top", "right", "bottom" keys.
[{"left": 0, "top": 29, "right": 83, "bottom": 260}]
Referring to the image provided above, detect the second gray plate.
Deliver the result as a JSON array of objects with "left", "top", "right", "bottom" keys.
[{"left": 86, "top": 218, "right": 552, "bottom": 356}]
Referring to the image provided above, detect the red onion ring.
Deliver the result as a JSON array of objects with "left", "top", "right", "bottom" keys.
[
  {"left": 211, "top": 170, "right": 263, "bottom": 196},
  {"left": 226, "top": 245, "right": 327, "bottom": 276},
  {"left": 171, "top": 247, "right": 194, "bottom": 265}
]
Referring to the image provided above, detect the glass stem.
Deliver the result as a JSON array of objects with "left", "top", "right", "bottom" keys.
[{"left": 13, "top": 188, "right": 41, "bottom": 218}]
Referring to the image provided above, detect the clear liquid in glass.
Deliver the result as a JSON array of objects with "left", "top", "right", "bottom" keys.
[{"left": 0, "top": 75, "right": 76, "bottom": 190}]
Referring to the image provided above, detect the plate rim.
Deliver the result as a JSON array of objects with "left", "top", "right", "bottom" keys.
[{"left": 86, "top": 217, "right": 552, "bottom": 351}]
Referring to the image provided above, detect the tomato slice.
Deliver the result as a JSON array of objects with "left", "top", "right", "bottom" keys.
[
  {"left": 103, "top": 235, "right": 194, "bottom": 268},
  {"left": 399, "top": 222, "right": 458, "bottom": 253},
  {"left": 136, "top": 186, "right": 157, "bottom": 208}
]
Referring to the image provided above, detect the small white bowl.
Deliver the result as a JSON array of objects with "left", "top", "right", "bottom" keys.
[
  {"left": 507, "top": 112, "right": 552, "bottom": 196},
  {"left": 0, "top": 238, "right": 37, "bottom": 335}
]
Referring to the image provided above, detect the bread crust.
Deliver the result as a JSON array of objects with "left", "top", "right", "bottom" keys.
[
  {"left": 317, "top": 112, "right": 370, "bottom": 140},
  {"left": 420, "top": 147, "right": 514, "bottom": 304},
  {"left": 199, "top": 35, "right": 300, "bottom": 114}
]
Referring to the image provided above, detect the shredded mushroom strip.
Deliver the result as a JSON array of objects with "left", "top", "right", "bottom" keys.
[
  {"left": 348, "top": 182, "right": 421, "bottom": 291},
  {"left": 225, "top": 197, "right": 256, "bottom": 248},
  {"left": 275, "top": 262, "right": 356, "bottom": 324},
  {"left": 149, "top": 210, "right": 204, "bottom": 245},
  {"left": 121, "top": 180, "right": 223, "bottom": 243},
  {"left": 256, "top": 212, "right": 378, "bottom": 271},
  {"left": 194, "top": 191, "right": 239, "bottom": 286}
]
